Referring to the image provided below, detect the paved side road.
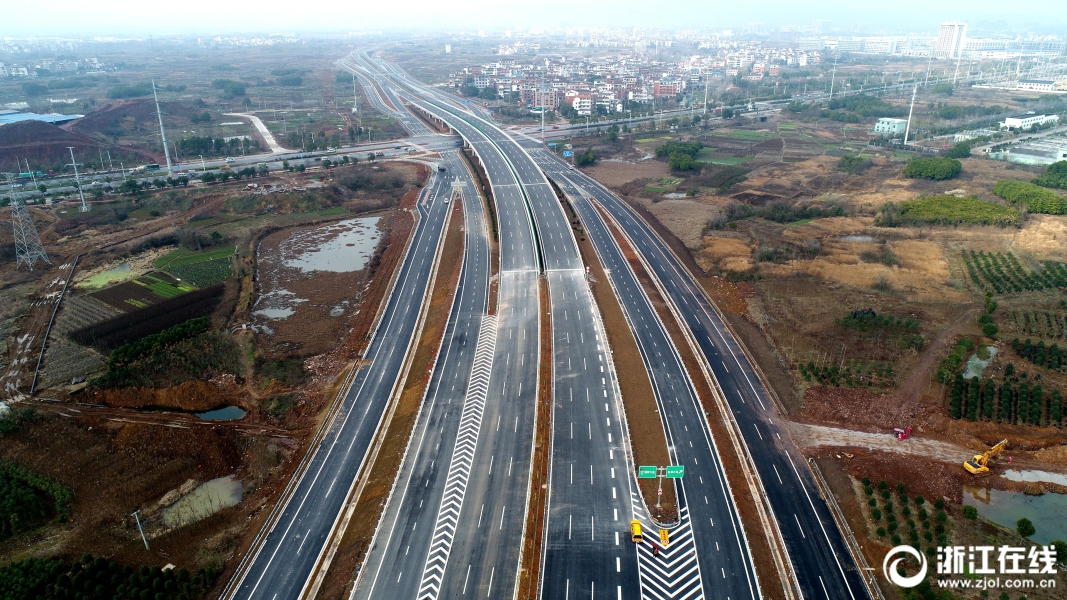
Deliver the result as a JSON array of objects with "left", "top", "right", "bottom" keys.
[{"left": 225, "top": 168, "right": 453, "bottom": 600}]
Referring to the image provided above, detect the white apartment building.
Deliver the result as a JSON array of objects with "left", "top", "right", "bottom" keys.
[
  {"left": 936, "top": 21, "right": 967, "bottom": 59},
  {"left": 873, "top": 118, "right": 908, "bottom": 136}
]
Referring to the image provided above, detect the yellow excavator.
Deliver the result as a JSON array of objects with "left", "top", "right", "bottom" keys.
[{"left": 964, "top": 439, "right": 1008, "bottom": 476}]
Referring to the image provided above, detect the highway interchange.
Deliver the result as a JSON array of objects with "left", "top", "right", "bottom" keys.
[{"left": 223, "top": 48, "right": 873, "bottom": 600}]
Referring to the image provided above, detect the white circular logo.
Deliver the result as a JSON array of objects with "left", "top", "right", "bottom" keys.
[{"left": 882, "top": 545, "right": 928, "bottom": 588}]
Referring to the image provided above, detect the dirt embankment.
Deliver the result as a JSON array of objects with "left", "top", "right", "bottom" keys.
[
  {"left": 88, "top": 380, "right": 246, "bottom": 412},
  {"left": 573, "top": 207, "right": 677, "bottom": 520}
]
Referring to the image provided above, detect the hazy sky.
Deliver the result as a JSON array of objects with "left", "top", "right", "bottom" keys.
[{"left": 4, "top": 0, "right": 1064, "bottom": 36}]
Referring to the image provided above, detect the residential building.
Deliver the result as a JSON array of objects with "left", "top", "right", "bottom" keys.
[
  {"left": 873, "top": 117, "right": 908, "bottom": 137},
  {"left": 935, "top": 21, "right": 967, "bottom": 59}
]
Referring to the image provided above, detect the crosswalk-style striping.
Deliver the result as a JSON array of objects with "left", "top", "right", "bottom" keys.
[
  {"left": 416, "top": 315, "right": 498, "bottom": 600},
  {"left": 632, "top": 495, "right": 704, "bottom": 600}
]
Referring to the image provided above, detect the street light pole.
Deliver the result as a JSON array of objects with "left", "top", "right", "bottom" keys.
[{"left": 199, "top": 155, "right": 206, "bottom": 171}]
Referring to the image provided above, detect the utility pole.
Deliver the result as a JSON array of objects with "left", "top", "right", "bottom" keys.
[
  {"left": 152, "top": 80, "right": 174, "bottom": 177},
  {"left": 132, "top": 511, "right": 150, "bottom": 551},
  {"left": 829, "top": 54, "right": 839, "bottom": 100},
  {"left": 67, "top": 147, "right": 89, "bottom": 212},
  {"left": 106, "top": 150, "right": 114, "bottom": 171},
  {"left": 703, "top": 73, "right": 710, "bottom": 115},
  {"left": 904, "top": 85, "right": 918, "bottom": 147}
]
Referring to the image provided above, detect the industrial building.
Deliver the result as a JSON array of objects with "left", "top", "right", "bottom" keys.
[{"left": 1001, "top": 113, "right": 1060, "bottom": 131}]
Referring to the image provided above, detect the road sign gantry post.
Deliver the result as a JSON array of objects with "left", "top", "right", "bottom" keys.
[{"left": 638, "top": 465, "right": 683, "bottom": 508}]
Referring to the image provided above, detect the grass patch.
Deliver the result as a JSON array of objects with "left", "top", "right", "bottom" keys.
[
  {"left": 635, "top": 137, "right": 657, "bottom": 143},
  {"left": 727, "top": 130, "right": 772, "bottom": 140},
  {"left": 778, "top": 124, "right": 798, "bottom": 130},
  {"left": 134, "top": 274, "right": 196, "bottom": 298},
  {"left": 153, "top": 248, "right": 189, "bottom": 268},
  {"left": 316, "top": 207, "right": 349, "bottom": 216},
  {"left": 696, "top": 152, "right": 752, "bottom": 166},
  {"left": 644, "top": 186, "right": 670, "bottom": 193}
]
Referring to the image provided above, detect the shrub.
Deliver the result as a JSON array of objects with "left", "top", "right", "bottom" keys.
[
  {"left": 1033, "top": 161, "right": 1067, "bottom": 189},
  {"left": 877, "top": 196, "right": 1019, "bottom": 227},
  {"left": 962, "top": 505, "right": 978, "bottom": 520},
  {"left": 655, "top": 140, "right": 702, "bottom": 159},
  {"left": 903, "top": 157, "right": 962, "bottom": 181},
  {"left": 668, "top": 152, "right": 697, "bottom": 170},
  {"left": 992, "top": 180, "right": 1067, "bottom": 215},
  {"left": 574, "top": 149, "right": 597, "bottom": 167},
  {"left": 1017, "top": 517, "right": 1036, "bottom": 538},
  {"left": 983, "top": 322, "right": 999, "bottom": 337},
  {"left": 836, "top": 153, "right": 871, "bottom": 174},
  {"left": 944, "top": 142, "right": 973, "bottom": 159}
]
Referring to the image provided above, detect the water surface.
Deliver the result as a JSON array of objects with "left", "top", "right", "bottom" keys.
[{"left": 963, "top": 485, "right": 1067, "bottom": 545}]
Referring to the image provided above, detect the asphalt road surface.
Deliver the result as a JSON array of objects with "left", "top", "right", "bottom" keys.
[
  {"left": 550, "top": 161, "right": 871, "bottom": 600},
  {"left": 225, "top": 165, "right": 453, "bottom": 600},
  {"left": 543, "top": 157, "right": 760, "bottom": 600}
]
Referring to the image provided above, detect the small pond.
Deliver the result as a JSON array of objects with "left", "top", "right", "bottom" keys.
[
  {"left": 841, "top": 235, "right": 876, "bottom": 243},
  {"left": 196, "top": 406, "right": 246, "bottom": 421},
  {"left": 163, "top": 476, "right": 243, "bottom": 528},
  {"left": 963, "top": 346, "right": 997, "bottom": 380},
  {"left": 963, "top": 485, "right": 1067, "bottom": 545},
  {"left": 1003, "top": 469, "right": 1067, "bottom": 488},
  {"left": 79, "top": 263, "right": 134, "bottom": 289},
  {"left": 282, "top": 217, "right": 382, "bottom": 273}
]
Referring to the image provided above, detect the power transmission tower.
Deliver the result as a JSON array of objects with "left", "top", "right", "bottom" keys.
[{"left": 10, "top": 193, "right": 50, "bottom": 270}]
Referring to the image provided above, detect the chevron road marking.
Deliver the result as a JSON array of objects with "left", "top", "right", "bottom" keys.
[
  {"left": 415, "top": 314, "right": 498, "bottom": 600},
  {"left": 632, "top": 495, "right": 704, "bottom": 600}
]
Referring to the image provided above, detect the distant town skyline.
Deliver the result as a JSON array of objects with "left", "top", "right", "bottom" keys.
[{"left": 4, "top": 0, "right": 1066, "bottom": 37}]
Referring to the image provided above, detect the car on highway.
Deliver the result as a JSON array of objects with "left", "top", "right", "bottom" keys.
[
  {"left": 630, "top": 520, "right": 643, "bottom": 543},
  {"left": 225, "top": 157, "right": 235, "bottom": 163}
]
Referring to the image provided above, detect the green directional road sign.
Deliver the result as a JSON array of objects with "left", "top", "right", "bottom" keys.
[
  {"left": 638, "top": 466, "right": 657, "bottom": 479},
  {"left": 665, "top": 465, "right": 685, "bottom": 478}
]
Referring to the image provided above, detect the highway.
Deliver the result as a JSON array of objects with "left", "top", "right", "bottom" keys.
[
  {"left": 350, "top": 51, "right": 541, "bottom": 600},
  {"left": 544, "top": 159, "right": 761, "bottom": 600},
  {"left": 349, "top": 51, "right": 656, "bottom": 600},
  {"left": 224, "top": 162, "right": 453, "bottom": 600},
  {"left": 348, "top": 50, "right": 763, "bottom": 600},
  {"left": 541, "top": 155, "right": 871, "bottom": 600}
]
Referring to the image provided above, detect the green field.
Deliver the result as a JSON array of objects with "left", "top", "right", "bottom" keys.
[
  {"left": 644, "top": 186, "right": 670, "bottom": 193},
  {"left": 695, "top": 149, "right": 752, "bottom": 165},
  {"left": 727, "top": 130, "right": 773, "bottom": 140},
  {"left": 154, "top": 248, "right": 190, "bottom": 268},
  {"left": 134, "top": 274, "right": 196, "bottom": 298},
  {"left": 164, "top": 257, "right": 233, "bottom": 287},
  {"left": 316, "top": 207, "right": 349, "bottom": 216},
  {"left": 635, "top": 138, "right": 657, "bottom": 143},
  {"left": 778, "top": 124, "right": 798, "bottom": 130},
  {"left": 168, "top": 247, "right": 234, "bottom": 267}
]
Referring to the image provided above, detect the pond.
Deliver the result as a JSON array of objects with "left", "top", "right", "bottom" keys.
[
  {"left": 840, "top": 235, "right": 876, "bottom": 243},
  {"left": 281, "top": 217, "right": 382, "bottom": 273},
  {"left": 162, "top": 475, "right": 243, "bottom": 528},
  {"left": 963, "top": 485, "right": 1067, "bottom": 545},
  {"left": 196, "top": 406, "right": 246, "bottom": 421},
  {"left": 963, "top": 346, "right": 998, "bottom": 380},
  {"left": 79, "top": 262, "right": 134, "bottom": 289}
]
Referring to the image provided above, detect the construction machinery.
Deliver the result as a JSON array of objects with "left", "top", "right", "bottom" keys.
[{"left": 964, "top": 439, "right": 1007, "bottom": 476}]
